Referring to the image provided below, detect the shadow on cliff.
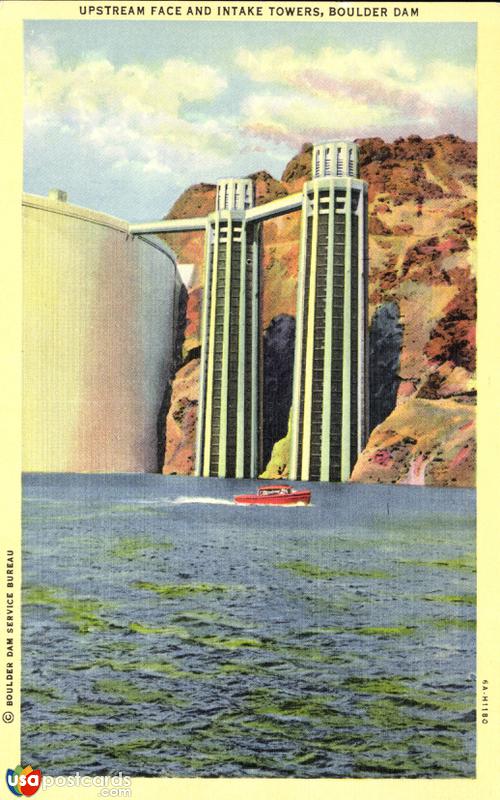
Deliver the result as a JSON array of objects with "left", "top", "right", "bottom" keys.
[
  {"left": 369, "top": 302, "right": 403, "bottom": 432},
  {"left": 156, "top": 283, "right": 188, "bottom": 472},
  {"left": 263, "top": 314, "right": 296, "bottom": 468}
]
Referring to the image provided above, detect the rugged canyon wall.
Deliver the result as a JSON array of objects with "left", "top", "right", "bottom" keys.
[{"left": 160, "top": 135, "right": 476, "bottom": 487}]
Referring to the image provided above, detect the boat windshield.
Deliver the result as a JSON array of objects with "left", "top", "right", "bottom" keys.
[{"left": 258, "top": 486, "right": 291, "bottom": 496}]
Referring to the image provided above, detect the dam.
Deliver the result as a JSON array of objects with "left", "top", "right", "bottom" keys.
[{"left": 23, "top": 190, "right": 183, "bottom": 472}]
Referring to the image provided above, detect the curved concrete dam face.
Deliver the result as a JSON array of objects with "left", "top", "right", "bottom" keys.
[{"left": 23, "top": 193, "right": 182, "bottom": 472}]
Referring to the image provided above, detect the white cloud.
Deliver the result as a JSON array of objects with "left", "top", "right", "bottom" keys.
[
  {"left": 234, "top": 43, "right": 422, "bottom": 88},
  {"left": 235, "top": 43, "right": 476, "bottom": 144},
  {"left": 419, "top": 61, "right": 476, "bottom": 106},
  {"left": 25, "top": 45, "right": 233, "bottom": 179}
]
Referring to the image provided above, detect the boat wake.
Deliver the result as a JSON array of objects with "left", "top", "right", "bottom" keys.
[
  {"left": 116, "top": 496, "right": 235, "bottom": 508},
  {"left": 168, "top": 496, "right": 235, "bottom": 506}
]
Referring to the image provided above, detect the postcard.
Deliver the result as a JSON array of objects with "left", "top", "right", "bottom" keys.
[{"left": 1, "top": 1, "right": 498, "bottom": 799}]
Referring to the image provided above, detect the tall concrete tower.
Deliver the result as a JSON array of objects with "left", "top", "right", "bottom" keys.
[
  {"left": 289, "top": 141, "right": 369, "bottom": 482},
  {"left": 195, "top": 178, "right": 262, "bottom": 478}
]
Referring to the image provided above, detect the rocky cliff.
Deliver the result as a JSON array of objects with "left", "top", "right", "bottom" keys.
[{"left": 159, "top": 135, "right": 476, "bottom": 487}]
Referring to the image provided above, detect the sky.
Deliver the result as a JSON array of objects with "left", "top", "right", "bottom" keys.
[{"left": 24, "top": 21, "right": 476, "bottom": 222}]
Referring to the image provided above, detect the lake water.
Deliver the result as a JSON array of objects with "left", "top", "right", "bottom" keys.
[{"left": 22, "top": 474, "right": 476, "bottom": 778}]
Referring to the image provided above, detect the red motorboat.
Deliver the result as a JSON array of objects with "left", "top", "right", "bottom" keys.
[{"left": 234, "top": 485, "right": 311, "bottom": 506}]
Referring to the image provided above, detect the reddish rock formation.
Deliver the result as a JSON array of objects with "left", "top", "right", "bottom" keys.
[
  {"left": 163, "top": 357, "right": 199, "bottom": 476},
  {"left": 350, "top": 399, "right": 475, "bottom": 488}
]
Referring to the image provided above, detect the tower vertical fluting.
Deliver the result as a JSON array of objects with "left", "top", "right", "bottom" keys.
[
  {"left": 195, "top": 178, "right": 261, "bottom": 478},
  {"left": 290, "top": 142, "right": 369, "bottom": 482}
]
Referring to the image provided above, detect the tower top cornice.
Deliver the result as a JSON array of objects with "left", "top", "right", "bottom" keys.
[
  {"left": 312, "top": 141, "right": 359, "bottom": 179},
  {"left": 216, "top": 178, "right": 254, "bottom": 212}
]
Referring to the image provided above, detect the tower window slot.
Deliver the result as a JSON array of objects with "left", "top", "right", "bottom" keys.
[
  {"left": 324, "top": 147, "right": 331, "bottom": 176},
  {"left": 348, "top": 149, "right": 355, "bottom": 177},
  {"left": 336, "top": 147, "right": 344, "bottom": 176}
]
